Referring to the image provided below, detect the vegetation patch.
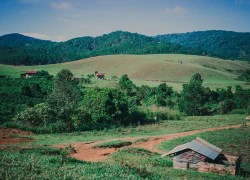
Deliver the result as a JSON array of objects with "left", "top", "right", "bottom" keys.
[
  {"left": 95, "top": 140, "right": 132, "bottom": 148},
  {"left": 134, "top": 138, "right": 149, "bottom": 143}
]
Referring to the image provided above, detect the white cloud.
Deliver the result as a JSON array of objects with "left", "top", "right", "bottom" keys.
[
  {"left": 50, "top": 2, "right": 72, "bottom": 10},
  {"left": 164, "top": 6, "right": 188, "bottom": 15},
  {"left": 21, "top": 32, "right": 67, "bottom": 42}
]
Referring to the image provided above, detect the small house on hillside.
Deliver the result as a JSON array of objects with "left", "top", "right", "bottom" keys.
[
  {"left": 95, "top": 71, "right": 105, "bottom": 79},
  {"left": 162, "top": 137, "right": 240, "bottom": 175},
  {"left": 21, "top": 71, "right": 37, "bottom": 78}
]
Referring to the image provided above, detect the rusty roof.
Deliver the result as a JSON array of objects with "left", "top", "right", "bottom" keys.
[{"left": 161, "top": 137, "right": 222, "bottom": 160}]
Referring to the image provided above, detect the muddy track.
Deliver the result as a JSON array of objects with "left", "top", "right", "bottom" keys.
[
  {"left": 62, "top": 123, "right": 250, "bottom": 162},
  {"left": 0, "top": 127, "right": 33, "bottom": 145}
]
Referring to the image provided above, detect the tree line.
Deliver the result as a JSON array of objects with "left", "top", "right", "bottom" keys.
[{"left": 1, "top": 69, "right": 249, "bottom": 133}]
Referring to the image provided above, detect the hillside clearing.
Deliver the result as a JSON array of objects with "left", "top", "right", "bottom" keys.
[{"left": 1, "top": 54, "right": 249, "bottom": 90}]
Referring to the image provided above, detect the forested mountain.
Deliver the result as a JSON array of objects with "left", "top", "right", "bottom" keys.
[
  {"left": 0, "top": 33, "right": 54, "bottom": 47},
  {"left": 0, "top": 31, "right": 194, "bottom": 65},
  {"left": 0, "top": 30, "right": 250, "bottom": 65},
  {"left": 156, "top": 30, "right": 250, "bottom": 61}
]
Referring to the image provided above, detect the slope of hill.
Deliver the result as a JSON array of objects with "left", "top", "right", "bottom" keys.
[
  {"left": 0, "top": 30, "right": 250, "bottom": 65},
  {"left": 0, "top": 31, "right": 192, "bottom": 65},
  {"left": 0, "top": 33, "right": 54, "bottom": 48},
  {"left": 1, "top": 54, "right": 249, "bottom": 90},
  {"left": 157, "top": 30, "right": 250, "bottom": 61}
]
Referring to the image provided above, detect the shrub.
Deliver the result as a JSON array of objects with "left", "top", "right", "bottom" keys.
[
  {"left": 13, "top": 103, "right": 54, "bottom": 127},
  {"left": 217, "top": 99, "right": 236, "bottom": 114},
  {"left": 95, "top": 140, "right": 132, "bottom": 148},
  {"left": 140, "top": 105, "right": 181, "bottom": 121}
]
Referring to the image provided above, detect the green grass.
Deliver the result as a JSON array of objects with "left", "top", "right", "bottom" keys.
[
  {"left": 0, "top": 147, "right": 243, "bottom": 179},
  {"left": 160, "top": 126, "right": 250, "bottom": 172},
  {"left": 1, "top": 114, "right": 249, "bottom": 179},
  {"left": 106, "top": 148, "right": 241, "bottom": 179},
  {"left": 1, "top": 54, "right": 249, "bottom": 91},
  {"left": 30, "top": 114, "right": 247, "bottom": 145},
  {"left": 0, "top": 150, "right": 143, "bottom": 179},
  {"left": 134, "top": 138, "right": 149, "bottom": 143},
  {"left": 95, "top": 140, "right": 132, "bottom": 148}
]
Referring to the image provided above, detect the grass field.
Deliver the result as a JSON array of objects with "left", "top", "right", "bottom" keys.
[
  {"left": 1, "top": 114, "right": 249, "bottom": 179},
  {"left": 27, "top": 114, "right": 247, "bottom": 145},
  {"left": 1, "top": 54, "right": 249, "bottom": 90}
]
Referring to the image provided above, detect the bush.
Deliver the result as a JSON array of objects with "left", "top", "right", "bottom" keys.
[
  {"left": 229, "top": 109, "right": 246, "bottom": 114},
  {"left": 13, "top": 103, "right": 55, "bottom": 127},
  {"left": 95, "top": 140, "right": 132, "bottom": 148},
  {"left": 79, "top": 88, "right": 130, "bottom": 129},
  {"left": 217, "top": 99, "right": 236, "bottom": 114},
  {"left": 140, "top": 106, "right": 181, "bottom": 121}
]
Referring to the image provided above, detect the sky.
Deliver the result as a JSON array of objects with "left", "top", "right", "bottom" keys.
[{"left": 0, "top": 0, "right": 250, "bottom": 41}]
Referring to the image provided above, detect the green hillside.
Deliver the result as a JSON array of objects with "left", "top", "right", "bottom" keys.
[
  {"left": 1, "top": 30, "right": 250, "bottom": 65},
  {"left": 1, "top": 54, "right": 249, "bottom": 90},
  {"left": 157, "top": 30, "right": 250, "bottom": 61}
]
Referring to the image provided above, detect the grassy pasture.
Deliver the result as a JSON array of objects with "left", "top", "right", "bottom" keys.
[
  {"left": 1, "top": 54, "right": 249, "bottom": 90},
  {"left": 30, "top": 114, "right": 247, "bottom": 145},
  {"left": 0, "top": 147, "right": 241, "bottom": 180},
  {"left": 2, "top": 121, "right": 249, "bottom": 179},
  {"left": 0, "top": 114, "right": 248, "bottom": 179}
]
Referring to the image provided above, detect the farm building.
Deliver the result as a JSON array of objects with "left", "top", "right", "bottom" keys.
[
  {"left": 21, "top": 71, "right": 37, "bottom": 78},
  {"left": 162, "top": 137, "right": 240, "bottom": 175},
  {"left": 95, "top": 71, "right": 105, "bottom": 79}
]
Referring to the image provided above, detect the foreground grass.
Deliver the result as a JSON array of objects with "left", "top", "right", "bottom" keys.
[
  {"left": 31, "top": 114, "right": 247, "bottom": 145},
  {"left": 160, "top": 126, "right": 250, "bottom": 173},
  {"left": 0, "top": 150, "right": 142, "bottom": 179},
  {"left": 1, "top": 114, "right": 248, "bottom": 179},
  {"left": 0, "top": 147, "right": 242, "bottom": 180},
  {"left": 106, "top": 148, "right": 242, "bottom": 179}
]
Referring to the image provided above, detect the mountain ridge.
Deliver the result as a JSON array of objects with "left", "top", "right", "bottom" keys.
[{"left": 0, "top": 30, "right": 250, "bottom": 65}]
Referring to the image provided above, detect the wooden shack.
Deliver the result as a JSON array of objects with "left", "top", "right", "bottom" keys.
[
  {"left": 162, "top": 137, "right": 240, "bottom": 175},
  {"left": 21, "top": 71, "right": 37, "bottom": 78}
]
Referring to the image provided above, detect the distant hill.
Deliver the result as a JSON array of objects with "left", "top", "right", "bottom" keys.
[
  {"left": 156, "top": 30, "right": 250, "bottom": 61},
  {"left": 0, "top": 30, "right": 250, "bottom": 65},
  {"left": 0, "top": 33, "right": 54, "bottom": 48},
  {"left": 1, "top": 54, "right": 249, "bottom": 90}
]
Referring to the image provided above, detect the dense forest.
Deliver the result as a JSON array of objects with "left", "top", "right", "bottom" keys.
[
  {"left": 0, "top": 30, "right": 250, "bottom": 65},
  {"left": 157, "top": 30, "right": 250, "bottom": 61}
]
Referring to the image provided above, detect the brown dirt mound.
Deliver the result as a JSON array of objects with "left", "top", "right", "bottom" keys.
[
  {"left": 0, "top": 127, "right": 33, "bottom": 145},
  {"left": 61, "top": 123, "right": 250, "bottom": 162}
]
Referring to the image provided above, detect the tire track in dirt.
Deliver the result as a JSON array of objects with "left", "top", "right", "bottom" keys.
[{"left": 63, "top": 123, "right": 250, "bottom": 162}]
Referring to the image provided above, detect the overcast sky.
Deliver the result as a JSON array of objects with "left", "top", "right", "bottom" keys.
[{"left": 0, "top": 0, "right": 250, "bottom": 41}]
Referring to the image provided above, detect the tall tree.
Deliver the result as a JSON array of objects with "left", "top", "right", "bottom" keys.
[
  {"left": 179, "top": 73, "right": 206, "bottom": 115},
  {"left": 47, "top": 69, "right": 81, "bottom": 130}
]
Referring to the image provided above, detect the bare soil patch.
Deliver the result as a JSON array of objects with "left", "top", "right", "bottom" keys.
[
  {"left": 0, "top": 127, "right": 33, "bottom": 145},
  {"left": 62, "top": 123, "right": 250, "bottom": 162}
]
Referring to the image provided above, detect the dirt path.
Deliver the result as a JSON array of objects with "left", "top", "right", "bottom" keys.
[
  {"left": 0, "top": 127, "right": 33, "bottom": 145},
  {"left": 65, "top": 123, "right": 250, "bottom": 162}
]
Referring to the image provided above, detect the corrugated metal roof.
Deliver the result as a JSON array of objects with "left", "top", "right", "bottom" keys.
[{"left": 161, "top": 137, "right": 222, "bottom": 160}]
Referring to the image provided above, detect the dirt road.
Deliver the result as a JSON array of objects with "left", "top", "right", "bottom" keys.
[
  {"left": 66, "top": 123, "right": 250, "bottom": 162},
  {"left": 1, "top": 123, "right": 248, "bottom": 162}
]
